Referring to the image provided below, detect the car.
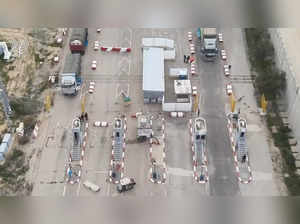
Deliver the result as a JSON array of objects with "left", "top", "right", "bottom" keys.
[
  {"left": 83, "top": 180, "right": 100, "bottom": 192},
  {"left": 192, "top": 86, "right": 197, "bottom": 96},
  {"left": 117, "top": 177, "right": 136, "bottom": 193},
  {"left": 96, "top": 28, "right": 102, "bottom": 33},
  {"left": 226, "top": 84, "right": 233, "bottom": 95},
  {"left": 94, "top": 41, "right": 99, "bottom": 50},
  {"left": 91, "top": 60, "right": 97, "bottom": 69}
]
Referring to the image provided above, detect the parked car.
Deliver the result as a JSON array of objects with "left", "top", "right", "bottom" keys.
[
  {"left": 96, "top": 28, "right": 102, "bottom": 33},
  {"left": 117, "top": 177, "right": 136, "bottom": 193},
  {"left": 83, "top": 180, "right": 100, "bottom": 192},
  {"left": 226, "top": 83, "right": 233, "bottom": 95},
  {"left": 91, "top": 60, "right": 97, "bottom": 70},
  {"left": 94, "top": 41, "right": 99, "bottom": 50},
  {"left": 192, "top": 86, "right": 197, "bottom": 96}
]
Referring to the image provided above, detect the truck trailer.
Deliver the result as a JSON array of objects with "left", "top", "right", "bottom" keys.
[
  {"left": 201, "top": 28, "right": 218, "bottom": 61},
  {"left": 61, "top": 54, "right": 82, "bottom": 95},
  {"left": 69, "top": 28, "right": 88, "bottom": 55}
]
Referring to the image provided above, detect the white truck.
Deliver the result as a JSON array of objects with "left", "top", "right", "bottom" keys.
[
  {"left": 61, "top": 54, "right": 82, "bottom": 95},
  {"left": 201, "top": 28, "right": 218, "bottom": 61}
]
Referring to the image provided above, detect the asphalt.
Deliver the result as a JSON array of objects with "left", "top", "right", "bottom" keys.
[{"left": 196, "top": 41, "right": 240, "bottom": 196}]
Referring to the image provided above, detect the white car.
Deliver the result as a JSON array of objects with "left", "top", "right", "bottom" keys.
[
  {"left": 96, "top": 28, "right": 102, "bottom": 33},
  {"left": 91, "top": 60, "right": 97, "bottom": 69},
  {"left": 83, "top": 180, "right": 100, "bottom": 192},
  {"left": 226, "top": 84, "right": 233, "bottom": 95},
  {"left": 94, "top": 41, "right": 99, "bottom": 50}
]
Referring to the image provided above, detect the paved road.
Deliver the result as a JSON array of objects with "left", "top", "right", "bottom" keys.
[
  {"left": 195, "top": 34, "right": 240, "bottom": 196},
  {"left": 30, "top": 28, "right": 245, "bottom": 196}
]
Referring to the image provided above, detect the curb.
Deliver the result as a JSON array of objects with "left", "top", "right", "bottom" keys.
[
  {"left": 101, "top": 46, "right": 131, "bottom": 52},
  {"left": 188, "top": 33, "right": 197, "bottom": 75}
]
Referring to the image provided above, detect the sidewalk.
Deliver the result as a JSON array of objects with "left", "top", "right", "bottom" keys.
[{"left": 222, "top": 28, "right": 287, "bottom": 195}]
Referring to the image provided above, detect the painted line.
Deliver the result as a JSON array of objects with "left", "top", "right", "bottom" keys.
[{"left": 62, "top": 184, "right": 67, "bottom": 196}]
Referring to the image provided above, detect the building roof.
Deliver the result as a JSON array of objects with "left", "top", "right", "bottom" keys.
[
  {"left": 174, "top": 80, "right": 191, "bottom": 95},
  {"left": 2, "top": 133, "right": 11, "bottom": 143},
  {"left": 143, "top": 47, "right": 165, "bottom": 92},
  {"left": 164, "top": 49, "right": 176, "bottom": 60},
  {"left": 142, "top": 38, "right": 174, "bottom": 49},
  {"left": 0, "top": 143, "right": 8, "bottom": 154}
]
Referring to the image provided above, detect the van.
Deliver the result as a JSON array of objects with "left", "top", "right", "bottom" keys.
[
  {"left": 83, "top": 180, "right": 100, "bottom": 192},
  {"left": 117, "top": 178, "right": 136, "bottom": 193}
]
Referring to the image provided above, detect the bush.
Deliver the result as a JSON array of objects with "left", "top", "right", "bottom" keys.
[
  {"left": 23, "top": 115, "right": 37, "bottom": 132},
  {"left": 10, "top": 97, "right": 42, "bottom": 118},
  {"left": 244, "top": 28, "right": 300, "bottom": 195}
]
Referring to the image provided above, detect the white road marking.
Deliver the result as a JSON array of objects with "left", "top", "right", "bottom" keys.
[
  {"left": 62, "top": 184, "right": 67, "bottom": 196},
  {"left": 76, "top": 181, "right": 81, "bottom": 196},
  {"left": 167, "top": 167, "right": 194, "bottom": 177},
  {"left": 115, "top": 83, "right": 120, "bottom": 99}
]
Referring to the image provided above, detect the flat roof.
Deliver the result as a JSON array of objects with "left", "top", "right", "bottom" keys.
[
  {"left": 143, "top": 47, "right": 165, "bottom": 92},
  {"left": 174, "top": 80, "right": 191, "bottom": 95},
  {"left": 142, "top": 38, "right": 174, "bottom": 49}
]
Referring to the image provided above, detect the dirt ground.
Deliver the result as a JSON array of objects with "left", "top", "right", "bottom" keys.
[
  {"left": 0, "top": 28, "right": 61, "bottom": 98},
  {"left": 0, "top": 28, "right": 66, "bottom": 195}
]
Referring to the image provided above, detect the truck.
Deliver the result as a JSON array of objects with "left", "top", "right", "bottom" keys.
[
  {"left": 69, "top": 28, "right": 88, "bottom": 55},
  {"left": 117, "top": 177, "right": 136, "bottom": 193},
  {"left": 61, "top": 54, "right": 82, "bottom": 95},
  {"left": 201, "top": 28, "right": 218, "bottom": 61}
]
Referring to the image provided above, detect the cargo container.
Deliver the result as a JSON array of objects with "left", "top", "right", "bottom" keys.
[
  {"left": 2, "top": 133, "right": 12, "bottom": 147},
  {"left": 61, "top": 54, "right": 82, "bottom": 95},
  {"left": 69, "top": 28, "right": 88, "bottom": 55}
]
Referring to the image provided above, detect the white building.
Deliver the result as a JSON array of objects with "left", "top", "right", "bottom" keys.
[{"left": 143, "top": 47, "right": 165, "bottom": 103}]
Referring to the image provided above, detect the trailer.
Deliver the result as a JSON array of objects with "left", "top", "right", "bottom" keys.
[
  {"left": 61, "top": 54, "right": 81, "bottom": 95},
  {"left": 69, "top": 28, "right": 88, "bottom": 55}
]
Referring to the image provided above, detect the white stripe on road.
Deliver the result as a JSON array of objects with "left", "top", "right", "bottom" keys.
[
  {"left": 76, "top": 181, "right": 81, "bottom": 196},
  {"left": 62, "top": 184, "right": 67, "bottom": 196}
]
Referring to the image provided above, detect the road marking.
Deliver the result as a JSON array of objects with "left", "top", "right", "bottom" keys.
[
  {"left": 115, "top": 83, "right": 120, "bottom": 99},
  {"left": 167, "top": 167, "right": 193, "bottom": 177},
  {"left": 76, "top": 181, "right": 81, "bottom": 196},
  {"left": 62, "top": 184, "right": 67, "bottom": 196}
]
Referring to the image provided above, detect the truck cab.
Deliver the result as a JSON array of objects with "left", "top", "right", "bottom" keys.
[
  {"left": 201, "top": 28, "right": 218, "bottom": 61},
  {"left": 61, "top": 74, "right": 79, "bottom": 95}
]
